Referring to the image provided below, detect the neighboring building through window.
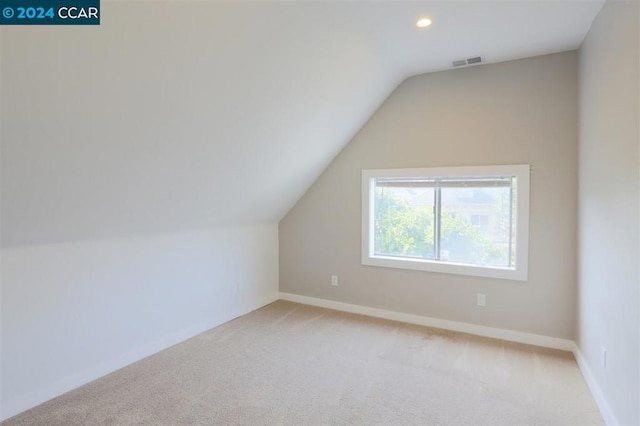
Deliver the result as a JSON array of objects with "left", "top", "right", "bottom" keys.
[{"left": 361, "top": 165, "right": 530, "bottom": 281}]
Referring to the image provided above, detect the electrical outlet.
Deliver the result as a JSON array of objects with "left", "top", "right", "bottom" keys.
[
  {"left": 601, "top": 347, "right": 607, "bottom": 369},
  {"left": 476, "top": 293, "right": 486, "bottom": 307},
  {"left": 331, "top": 275, "right": 338, "bottom": 287}
]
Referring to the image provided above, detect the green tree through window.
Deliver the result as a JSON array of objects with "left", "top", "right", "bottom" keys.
[
  {"left": 374, "top": 187, "right": 506, "bottom": 266},
  {"left": 374, "top": 187, "right": 435, "bottom": 258}
]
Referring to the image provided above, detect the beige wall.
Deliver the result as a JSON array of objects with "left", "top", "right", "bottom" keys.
[
  {"left": 578, "top": 1, "right": 639, "bottom": 425},
  {"left": 280, "top": 52, "right": 579, "bottom": 339}
]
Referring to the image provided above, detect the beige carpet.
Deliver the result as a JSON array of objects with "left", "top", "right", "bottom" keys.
[{"left": 3, "top": 301, "right": 603, "bottom": 426}]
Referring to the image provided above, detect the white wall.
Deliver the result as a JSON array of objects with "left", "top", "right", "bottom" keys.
[
  {"left": 280, "top": 52, "right": 579, "bottom": 340},
  {"left": 0, "top": 2, "right": 402, "bottom": 248},
  {"left": 0, "top": 26, "right": 4, "bottom": 417},
  {"left": 0, "top": 224, "right": 279, "bottom": 420},
  {"left": 0, "top": 3, "right": 290, "bottom": 420},
  {"left": 0, "top": 4, "right": 285, "bottom": 420},
  {"left": 577, "top": 1, "right": 639, "bottom": 425}
]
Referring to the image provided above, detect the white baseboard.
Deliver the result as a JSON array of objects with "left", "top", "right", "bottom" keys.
[
  {"left": 279, "top": 292, "right": 574, "bottom": 351},
  {"left": 572, "top": 344, "right": 618, "bottom": 426},
  {"left": 1, "top": 292, "right": 280, "bottom": 422}
]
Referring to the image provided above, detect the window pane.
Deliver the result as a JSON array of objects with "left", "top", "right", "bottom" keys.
[
  {"left": 374, "top": 184, "right": 435, "bottom": 259},
  {"left": 440, "top": 185, "right": 513, "bottom": 267}
]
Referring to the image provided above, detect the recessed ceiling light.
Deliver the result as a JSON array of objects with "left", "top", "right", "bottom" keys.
[{"left": 416, "top": 18, "right": 432, "bottom": 28}]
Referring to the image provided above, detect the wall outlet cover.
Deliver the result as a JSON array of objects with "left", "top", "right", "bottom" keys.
[{"left": 477, "top": 293, "right": 486, "bottom": 307}]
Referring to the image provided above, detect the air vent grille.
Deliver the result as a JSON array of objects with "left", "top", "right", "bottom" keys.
[{"left": 452, "top": 56, "right": 484, "bottom": 67}]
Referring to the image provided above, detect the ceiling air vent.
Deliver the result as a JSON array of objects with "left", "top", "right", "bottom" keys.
[{"left": 452, "top": 56, "right": 484, "bottom": 67}]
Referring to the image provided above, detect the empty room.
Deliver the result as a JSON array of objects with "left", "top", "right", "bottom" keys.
[{"left": 1, "top": 0, "right": 638, "bottom": 425}]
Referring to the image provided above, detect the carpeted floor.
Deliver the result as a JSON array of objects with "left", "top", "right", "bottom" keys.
[{"left": 3, "top": 300, "right": 603, "bottom": 425}]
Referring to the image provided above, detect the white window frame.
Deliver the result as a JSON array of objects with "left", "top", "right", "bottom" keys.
[{"left": 361, "top": 165, "right": 530, "bottom": 281}]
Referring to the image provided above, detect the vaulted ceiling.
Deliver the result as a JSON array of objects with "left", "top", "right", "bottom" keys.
[{"left": 0, "top": 0, "right": 604, "bottom": 246}]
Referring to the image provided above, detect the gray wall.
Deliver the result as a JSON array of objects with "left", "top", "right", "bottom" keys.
[
  {"left": 280, "top": 52, "right": 579, "bottom": 339},
  {"left": 577, "top": 1, "right": 639, "bottom": 425}
]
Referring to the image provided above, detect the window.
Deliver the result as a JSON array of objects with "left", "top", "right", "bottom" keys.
[{"left": 361, "top": 165, "right": 530, "bottom": 281}]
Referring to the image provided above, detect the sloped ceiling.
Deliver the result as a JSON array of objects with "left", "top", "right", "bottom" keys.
[{"left": 0, "top": 1, "right": 603, "bottom": 247}]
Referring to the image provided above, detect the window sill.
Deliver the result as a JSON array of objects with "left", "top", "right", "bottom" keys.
[{"left": 362, "top": 254, "right": 528, "bottom": 281}]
